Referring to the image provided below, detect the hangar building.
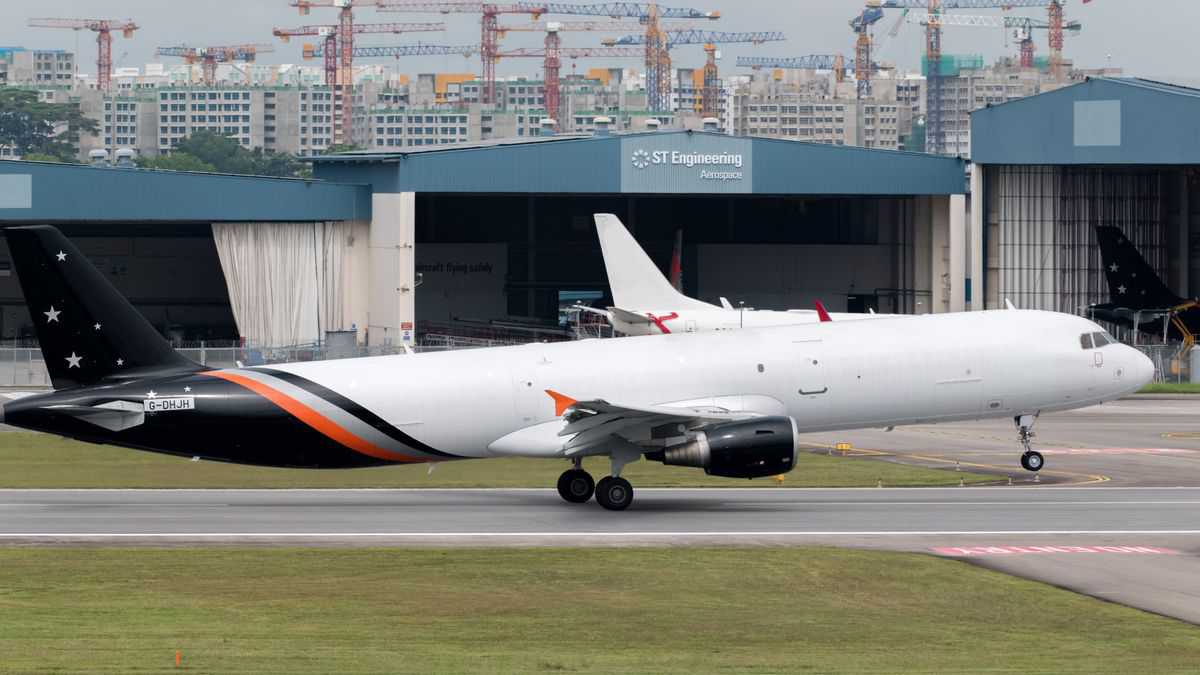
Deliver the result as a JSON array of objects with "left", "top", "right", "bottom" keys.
[
  {"left": 0, "top": 125, "right": 969, "bottom": 349},
  {"left": 971, "top": 77, "right": 1200, "bottom": 314}
]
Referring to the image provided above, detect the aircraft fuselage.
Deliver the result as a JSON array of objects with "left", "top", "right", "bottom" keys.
[{"left": 2, "top": 309, "right": 1153, "bottom": 469}]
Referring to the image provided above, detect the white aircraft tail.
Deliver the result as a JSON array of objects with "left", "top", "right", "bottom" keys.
[{"left": 594, "top": 214, "right": 714, "bottom": 312}]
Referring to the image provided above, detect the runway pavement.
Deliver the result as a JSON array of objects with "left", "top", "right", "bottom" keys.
[
  {"left": 3, "top": 487, "right": 1199, "bottom": 623},
  {"left": 803, "top": 396, "right": 1200, "bottom": 486}
]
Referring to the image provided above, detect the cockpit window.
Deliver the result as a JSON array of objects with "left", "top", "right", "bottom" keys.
[
  {"left": 1092, "top": 331, "right": 1113, "bottom": 347},
  {"left": 1080, "top": 333, "right": 1095, "bottom": 350}
]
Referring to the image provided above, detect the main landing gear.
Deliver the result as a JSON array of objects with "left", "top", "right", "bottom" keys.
[
  {"left": 557, "top": 461, "right": 595, "bottom": 504},
  {"left": 556, "top": 453, "right": 637, "bottom": 511},
  {"left": 1015, "top": 414, "right": 1044, "bottom": 473}
]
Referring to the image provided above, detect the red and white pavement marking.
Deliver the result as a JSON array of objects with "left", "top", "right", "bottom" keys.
[
  {"left": 933, "top": 545, "right": 1179, "bottom": 557},
  {"left": 1039, "top": 448, "right": 1197, "bottom": 456}
]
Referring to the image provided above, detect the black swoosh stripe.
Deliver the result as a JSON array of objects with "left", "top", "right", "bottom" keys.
[{"left": 257, "top": 368, "right": 462, "bottom": 459}]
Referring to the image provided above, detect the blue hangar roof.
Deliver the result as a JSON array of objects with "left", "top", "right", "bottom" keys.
[
  {"left": 312, "top": 130, "right": 968, "bottom": 196},
  {"left": 972, "top": 77, "right": 1200, "bottom": 165},
  {"left": 0, "top": 159, "right": 371, "bottom": 223}
]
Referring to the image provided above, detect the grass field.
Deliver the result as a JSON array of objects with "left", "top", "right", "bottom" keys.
[
  {"left": 1140, "top": 382, "right": 1200, "bottom": 394},
  {"left": 0, "top": 431, "right": 998, "bottom": 488},
  {"left": 0, "top": 547, "right": 1197, "bottom": 673}
]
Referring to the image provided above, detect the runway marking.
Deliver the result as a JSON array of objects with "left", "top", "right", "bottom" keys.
[
  {"left": 801, "top": 442, "right": 1109, "bottom": 485},
  {"left": 6, "top": 500, "right": 1198, "bottom": 508},
  {"left": 933, "top": 545, "right": 1180, "bottom": 556},
  {"left": 1, "top": 531, "right": 1199, "bottom": 539},
  {"left": 1041, "top": 447, "right": 1198, "bottom": 456}
]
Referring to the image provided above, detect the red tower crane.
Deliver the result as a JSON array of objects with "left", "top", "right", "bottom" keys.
[
  {"left": 156, "top": 44, "right": 276, "bottom": 86},
  {"left": 497, "top": 19, "right": 696, "bottom": 122},
  {"left": 288, "top": 1, "right": 429, "bottom": 144},
  {"left": 377, "top": 3, "right": 717, "bottom": 109},
  {"left": 27, "top": 17, "right": 138, "bottom": 94}
]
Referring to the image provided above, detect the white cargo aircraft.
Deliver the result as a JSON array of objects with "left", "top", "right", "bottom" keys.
[
  {"left": 2, "top": 222, "right": 1153, "bottom": 510},
  {"left": 588, "top": 214, "right": 888, "bottom": 335}
]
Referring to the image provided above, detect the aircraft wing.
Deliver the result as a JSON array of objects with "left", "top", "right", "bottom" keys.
[{"left": 550, "top": 392, "right": 757, "bottom": 456}]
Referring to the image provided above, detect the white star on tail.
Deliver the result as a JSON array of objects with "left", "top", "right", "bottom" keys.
[
  {"left": 44, "top": 306, "right": 61, "bottom": 323},
  {"left": 184, "top": 386, "right": 192, "bottom": 393},
  {"left": 93, "top": 323, "right": 102, "bottom": 331},
  {"left": 1109, "top": 263, "right": 1119, "bottom": 272},
  {"left": 65, "top": 353, "right": 82, "bottom": 369},
  {"left": 1118, "top": 285, "right": 1128, "bottom": 294},
  {"left": 146, "top": 390, "right": 157, "bottom": 399},
  {"left": 55, "top": 251, "right": 67, "bottom": 262},
  {"left": 116, "top": 358, "right": 124, "bottom": 367}
]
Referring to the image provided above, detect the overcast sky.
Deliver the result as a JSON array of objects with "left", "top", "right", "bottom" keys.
[{"left": 2, "top": 1, "right": 1196, "bottom": 84}]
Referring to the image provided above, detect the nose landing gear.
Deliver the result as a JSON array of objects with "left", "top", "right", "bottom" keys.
[{"left": 1015, "top": 414, "right": 1043, "bottom": 473}]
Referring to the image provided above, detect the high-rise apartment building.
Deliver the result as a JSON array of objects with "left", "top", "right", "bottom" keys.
[{"left": 0, "top": 48, "right": 74, "bottom": 86}]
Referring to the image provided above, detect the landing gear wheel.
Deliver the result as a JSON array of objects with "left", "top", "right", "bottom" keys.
[
  {"left": 1020, "top": 450, "right": 1044, "bottom": 473},
  {"left": 595, "top": 476, "right": 634, "bottom": 511},
  {"left": 557, "top": 469, "right": 595, "bottom": 504}
]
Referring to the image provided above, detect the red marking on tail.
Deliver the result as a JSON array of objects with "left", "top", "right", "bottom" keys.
[
  {"left": 646, "top": 312, "right": 679, "bottom": 334},
  {"left": 814, "top": 301, "right": 832, "bottom": 323}
]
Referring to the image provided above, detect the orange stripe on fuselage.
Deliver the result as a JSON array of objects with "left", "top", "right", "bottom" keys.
[{"left": 202, "top": 370, "right": 423, "bottom": 464}]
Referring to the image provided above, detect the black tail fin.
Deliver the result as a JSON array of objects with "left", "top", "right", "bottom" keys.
[
  {"left": 4, "top": 225, "right": 202, "bottom": 390},
  {"left": 1095, "top": 226, "right": 1182, "bottom": 310}
]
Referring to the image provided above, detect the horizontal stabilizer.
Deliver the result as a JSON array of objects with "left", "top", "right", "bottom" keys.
[
  {"left": 608, "top": 307, "right": 655, "bottom": 325},
  {"left": 45, "top": 401, "right": 145, "bottom": 432}
]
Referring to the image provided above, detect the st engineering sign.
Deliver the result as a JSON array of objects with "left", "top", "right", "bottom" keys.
[{"left": 620, "top": 134, "right": 753, "bottom": 194}]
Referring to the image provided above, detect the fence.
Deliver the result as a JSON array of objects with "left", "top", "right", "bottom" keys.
[
  {"left": 0, "top": 335, "right": 533, "bottom": 388},
  {"left": 1132, "top": 344, "right": 1192, "bottom": 384}
]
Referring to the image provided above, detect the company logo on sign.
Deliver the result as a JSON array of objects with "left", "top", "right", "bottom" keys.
[{"left": 629, "top": 148, "right": 745, "bottom": 181}]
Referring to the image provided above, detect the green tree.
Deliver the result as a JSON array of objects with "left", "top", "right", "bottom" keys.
[
  {"left": 139, "top": 152, "right": 218, "bottom": 173},
  {"left": 164, "top": 130, "right": 305, "bottom": 177},
  {"left": 0, "top": 89, "right": 98, "bottom": 162},
  {"left": 21, "top": 152, "right": 65, "bottom": 163},
  {"left": 250, "top": 147, "right": 304, "bottom": 178},
  {"left": 172, "top": 130, "right": 257, "bottom": 174},
  {"left": 323, "top": 143, "right": 362, "bottom": 155}
]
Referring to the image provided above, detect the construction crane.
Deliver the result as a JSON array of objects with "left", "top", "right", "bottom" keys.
[
  {"left": 904, "top": 11, "right": 1081, "bottom": 69},
  {"left": 286, "top": 2, "right": 459, "bottom": 143},
  {"left": 274, "top": 22, "right": 447, "bottom": 88},
  {"left": 495, "top": 20, "right": 696, "bottom": 34},
  {"left": 872, "top": 0, "right": 1047, "bottom": 154},
  {"left": 603, "top": 30, "right": 786, "bottom": 112},
  {"left": 305, "top": 43, "right": 479, "bottom": 58},
  {"left": 156, "top": 45, "right": 276, "bottom": 86},
  {"left": 27, "top": 18, "right": 138, "bottom": 94},
  {"left": 849, "top": 6, "right": 883, "bottom": 97},
  {"left": 376, "top": 3, "right": 719, "bottom": 112},
  {"left": 737, "top": 55, "right": 850, "bottom": 78},
  {"left": 700, "top": 44, "right": 718, "bottom": 118},
  {"left": 500, "top": 40, "right": 648, "bottom": 126}
]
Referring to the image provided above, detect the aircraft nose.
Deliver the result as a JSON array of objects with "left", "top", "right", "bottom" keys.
[{"left": 1130, "top": 348, "right": 1156, "bottom": 388}]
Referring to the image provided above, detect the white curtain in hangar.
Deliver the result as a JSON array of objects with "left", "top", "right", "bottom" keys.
[{"left": 212, "top": 222, "right": 351, "bottom": 348}]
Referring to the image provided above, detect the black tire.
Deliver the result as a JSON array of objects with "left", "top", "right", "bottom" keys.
[
  {"left": 595, "top": 476, "right": 634, "bottom": 511},
  {"left": 1021, "top": 450, "right": 1044, "bottom": 473},
  {"left": 557, "top": 469, "right": 595, "bottom": 504}
]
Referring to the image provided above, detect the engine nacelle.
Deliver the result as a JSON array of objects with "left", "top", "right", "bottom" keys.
[{"left": 647, "top": 416, "right": 799, "bottom": 479}]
